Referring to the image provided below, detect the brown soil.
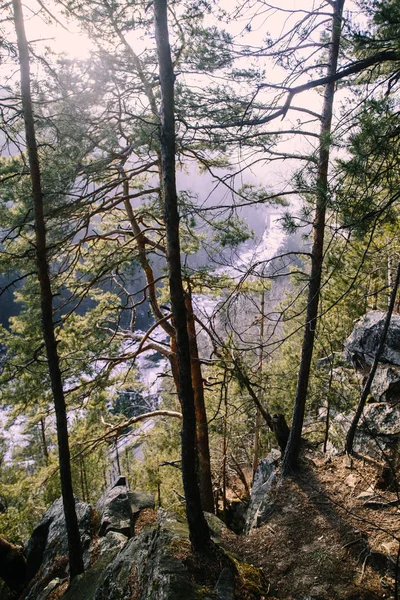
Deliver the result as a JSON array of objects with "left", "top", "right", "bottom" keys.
[
  {"left": 133, "top": 508, "right": 158, "bottom": 535},
  {"left": 220, "top": 449, "right": 400, "bottom": 600}
]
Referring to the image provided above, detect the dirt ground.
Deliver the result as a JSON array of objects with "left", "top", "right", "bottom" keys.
[{"left": 221, "top": 449, "right": 400, "bottom": 600}]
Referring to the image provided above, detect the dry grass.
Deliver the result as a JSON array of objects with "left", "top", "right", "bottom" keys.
[
  {"left": 220, "top": 449, "right": 400, "bottom": 599},
  {"left": 133, "top": 508, "right": 158, "bottom": 536}
]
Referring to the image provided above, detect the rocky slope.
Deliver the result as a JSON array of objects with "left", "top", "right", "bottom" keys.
[{"left": 0, "top": 477, "right": 268, "bottom": 600}]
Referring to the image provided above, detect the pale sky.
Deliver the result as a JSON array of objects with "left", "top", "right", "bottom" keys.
[{"left": 3, "top": 0, "right": 364, "bottom": 189}]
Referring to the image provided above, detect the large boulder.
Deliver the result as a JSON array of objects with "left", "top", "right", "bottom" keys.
[
  {"left": 353, "top": 402, "right": 400, "bottom": 462},
  {"left": 61, "top": 510, "right": 268, "bottom": 600},
  {"left": 244, "top": 449, "right": 281, "bottom": 533},
  {"left": 96, "top": 476, "right": 154, "bottom": 538},
  {"left": 25, "top": 497, "right": 92, "bottom": 581},
  {"left": 327, "top": 403, "right": 400, "bottom": 462},
  {"left": 345, "top": 311, "right": 400, "bottom": 368},
  {"left": 370, "top": 365, "right": 400, "bottom": 402},
  {"left": 17, "top": 480, "right": 269, "bottom": 600}
]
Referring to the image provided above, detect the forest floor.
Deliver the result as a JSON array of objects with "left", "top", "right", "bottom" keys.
[{"left": 221, "top": 449, "right": 400, "bottom": 600}]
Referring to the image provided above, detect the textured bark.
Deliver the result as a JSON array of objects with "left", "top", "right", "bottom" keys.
[
  {"left": 253, "top": 288, "right": 266, "bottom": 476},
  {"left": 154, "top": 0, "right": 211, "bottom": 551},
  {"left": 124, "top": 170, "right": 213, "bottom": 506},
  {"left": 12, "top": 0, "right": 84, "bottom": 578},
  {"left": 185, "top": 292, "right": 214, "bottom": 513},
  {"left": 170, "top": 335, "right": 180, "bottom": 391},
  {"left": 345, "top": 261, "right": 400, "bottom": 454},
  {"left": 282, "top": 0, "right": 345, "bottom": 475}
]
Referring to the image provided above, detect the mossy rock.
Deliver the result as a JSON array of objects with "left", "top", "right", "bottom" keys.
[{"left": 232, "top": 556, "right": 270, "bottom": 598}]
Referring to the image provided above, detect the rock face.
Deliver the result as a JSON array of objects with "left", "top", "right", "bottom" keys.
[
  {"left": 353, "top": 402, "right": 400, "bottom": 462},
  {"left": 96, "top": 476, "right": 154, "bottom": 537},
  {"left": 370, "top": 365, "right": 400, "bottom": 402},
  {"left": 345, "top": 311, "right": 400, "bottom": 367},
  {"left": 244, "top": 449, "right": 281, "bottom": 533},
  {"left": 20, "top": 497, "right": 268, "bottom": 600},
  {"left": 75, "top": 515, "right": 202, "bottom": 600},
  {"left": 325, "top": 312, "right": 400, "bottom": 460},
  {"left": 25, "top": 496, "right": 92, "bottom": 581}
]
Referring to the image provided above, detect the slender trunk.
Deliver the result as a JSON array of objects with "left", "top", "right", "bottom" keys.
[
  {"left": 80, "top": 457, "right": 86, "bottom": 503},
  {"left": 345, "top": 261, "right": 400, "bottom": 454},
  {"left": 230, "top": 453, "right": 251, "bottom": 498},
  {"left": 157, "top": 473, "right": 162, "bottom": 508},
  {"left": 253, "top": 288, "right": 265, "bottom": 477},
  {"left": 170, "top": 335, "right": 180, "bottom": 391},
  {"left": 388, "top": 256, "right": 392, "bottom": 308},
  {"left": 282, "top": 0, "right": 345, "bottom": 475},
  {"left": 82, "top": 457, "right": 90, "bottom": 503},
  {"left": 252, "top": 408, "right": 262, "bottom": 477},
  {"left": 222, "top": 370, "right": 228, "bottom": 522},
  {"left": 154, "top": 0, "right": 210, "bottom": 551},
  {"left": 115, "top": 435, "right": 121, "bottom": 476},
  {"left": 40, "top": 417, "right": 49, "bottom": 462},
  {"left": 12, "top": 0, "right": 84, "bottom": 577},
  {"left": 185, "top": 292, "right": 214, "bottom": 513},
  {"left": 123, "top": 183, "right": 175, "bottom": 339},
  {"left": 125, "top": 447, "right": 131, "bottom": 482},
  {"left": 170, "top": 295, "right": 215, "bottom": 513},
  {"left": 323, "top": 367, "right": 334, "bottom": 453}
]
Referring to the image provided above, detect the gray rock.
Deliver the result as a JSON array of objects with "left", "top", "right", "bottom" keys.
[
  {"left": 97, "top": 531, "right": 128, "bottom": 554},
  {"left": 214, "top": 567, "right": 235, "bottom": 599},
  {"left": 22, "top": 504, "right": 268, "bottom": 600},
  {"left": 328, "top": 400, "right": 400, "bottom": 460},
  {"left": 25, "top": 497, "right": 92, "bottom": 580},
  {"left": 370, "top": 365, "right": 400, "bottom": 402},
  {"left": 35, "top": 578, "right": 64, "bottom": 600},
  {"left": 244, "top": 449, "right": 281, "bottom": 533},
  {"left": 64, "top": 514, "right": 202, "bottom": 600},
  {"left": 353, "top": 402, "right": 400, "bottom": 461},
  {"left": 61, "top": 548, "right": 121, "bottom": 600},
  {"left": 96, "top": 479, "right": 154, "bottom": 538},
  {"left": 204, "top": 512, "right": 229, "bottom": 542},
  {"left": 345, "top": 311, "right": 400, "bottom": 367}
]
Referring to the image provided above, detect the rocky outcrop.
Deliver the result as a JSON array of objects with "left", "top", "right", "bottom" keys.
[
  {"left": 324, "top": 312, "right": 400, "bottom": 460},
  {"left": 353, "top": 402, "right": 400, "bottom": 462},
  {"left": 96, "top": 476, "right": 154, "bottom": 537},
  {"left": 0, "top": 536, "right": 26, "bottom": 593},
  {"left": 25, "top": 496, "right": 92, "bottom": 581},
  {"left": 370, "top": 365, "right": 400, "bottom": 402},
  {"left": 244, "top": 449, "right": 281, "bottom": 533},
  {"left": 11, "top": 478, "right": 268, "bottom": 600},
  {"left": 61, "top": 509, "right": 264, "bottom": 600},
  {"left": 345, "top": 311, "right": 400, "bottom": 367}
]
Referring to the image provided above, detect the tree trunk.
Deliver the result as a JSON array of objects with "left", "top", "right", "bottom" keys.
[
  {"left": 345, "top": 261, "right": 400, "bottom": 454},
  {"left": 12, "top": 0, "right": 84, "bottom": 578},
  {"left": 154, "top": 0, "right": 211, "bottom": 552},
  {"left": 185, "top": 292, "right": 214, "bottom": 513},
  {"left": 80, "top": 457, "right": 86, "bottom": 503},
  {"left": 169, "top": 296, "right": 214, "bottom": 513},
  {"left": 282, "top": 0, "right": 345, "bottom": 475},
  {"left": 40, "top": 417, "right": 49, "bottom": 462},
  {"left": 0, "top": 536, "right": 27, "bottom": 592},
  {"left": 253, "top": 287, "right": 266, "bottom": 476},
  {"left": 222, "top": 371, "right": 228, "bottom": 521},
  {"left": 115, "top": 435, "right": 122, "bottom": 476}
]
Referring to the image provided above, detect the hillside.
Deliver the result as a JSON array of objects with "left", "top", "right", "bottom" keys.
[
  {"left": 0, "top": 448, "right": 398, "bottom": 600},
  {"left": 221, "top": 449, "right": 399, "bottom": 600}
]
